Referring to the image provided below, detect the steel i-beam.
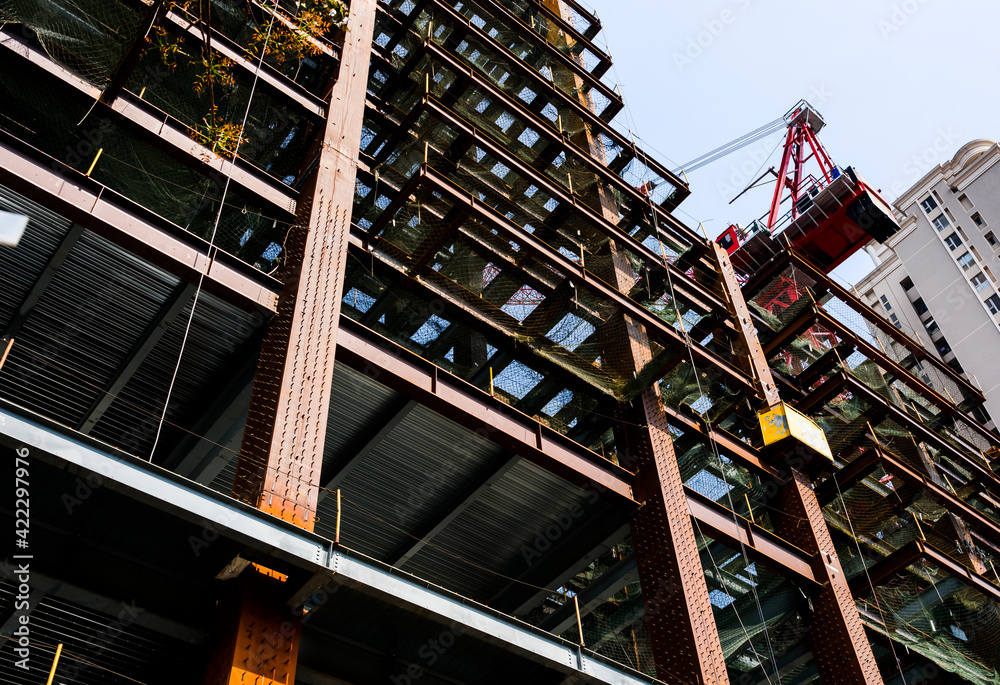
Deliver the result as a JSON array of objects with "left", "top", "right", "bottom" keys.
[{"left": 206, "top": 3, "right": 377, "bottom": 685}]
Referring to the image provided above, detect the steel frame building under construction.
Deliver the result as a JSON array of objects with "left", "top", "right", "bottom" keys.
[{"left": 0, "top": 1, "right": 999, "bottom": 684}]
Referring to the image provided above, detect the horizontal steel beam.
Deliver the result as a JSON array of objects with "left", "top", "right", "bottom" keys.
[
  {"left": 335, "top": 318, "right": 635, "bottom": 501},
  {"left": 414, "top": 166, "right": 760, "bottom": 399},
  {"left": 811, "top": 308, "right": 978, "bottom": 425},
  {"left": 409, "top": 96, "right": 722, "bottom": 315},
  {"left": 0, "top": 400, "right": 328, "bottom": 568},
  {"left": 0, "top": 29, "right": 298, "bottom": 215},
  {"left": 163, "top": 10, "right": 327, "bottom": 118},
  {"left": 819, "top": 447, "right": 1000, "bottom": 551},
  {"left": 658, "top": 403, "right": 781, "bottom": 478},
  {"left": 0, "top": 400, "right": 663, "bottom": 685},
  {"left": 418, "top": 0, "right": 622, "bottom": 118},
  {"left": 399, "top": 41, "right": 698, "bottom": 247},
  {"left": 516, "top": 0, "right": 610, "bottom": 71},
  {"left": 839, "top": 374, "right": 1000, "bottom": 496},
  {"left": 328, "top": 550, "right": 663, "bottom": 685},
  {"left": 848, "top": 539, "right": 1000, "bottom": 603},
  {"left": 784, "top": 250, "right": 985, "bottom": 403},
  {"left": 0, "top": 139, "right": 279, "bottom": 312},
  {"left": 336, "top": 320, "right": 821, "bottom": 583},
  {"left": 685, "top": 487, "right": 818, "bottom": 586}
]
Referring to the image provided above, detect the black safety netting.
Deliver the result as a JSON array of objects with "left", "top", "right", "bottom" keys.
[
  {"left": 852, "top": 559, "right": 1000, "bottom": 684},
  {"left": 0, "top": 54, "right": 287, "bottom": 271},
  {"left": 0, "top": 0, "right": 149, "bottom": 87},
  {"left": 125, "top": 27, "right": 315, "bottom": 178},
  {"left": 518, "top": 538, "right": 659, "bottom": 678},
  {"left": 171, "top": 0, "right": 343, "bottom": 95},
  {"left": 340, "top": 250, "right": 623, "bottom": 461},
  {"left": 369, "top": 2, "right": 680, "bottom": 209}
]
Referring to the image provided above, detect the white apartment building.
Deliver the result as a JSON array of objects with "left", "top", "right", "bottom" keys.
[{"left": 854, "top": 139, "right": 1000, "bottom": 430}]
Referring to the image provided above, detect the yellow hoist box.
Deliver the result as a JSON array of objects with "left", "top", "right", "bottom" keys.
[{"left": 758, "top": 402, "right": 833, "bottom": 461}]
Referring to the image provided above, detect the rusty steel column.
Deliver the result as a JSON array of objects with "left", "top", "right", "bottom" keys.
[
  {"left": 775, "top": 473, "right": 884, "bottom": 683},
  {"left": 625, "top": 384, "right": 730, "bottom": 685},
  {"left": 206, "top": 3, "right": 376, "bottom": 685},
  {"left": 535, "top": 2, "right": 729, "bottom": 680},
  {"left": 231, "top": 0, "right": 377, "bottom": 529},
  {"left": 536, "top": 3, "right": 730, "bottom": 680},
  {"left": 710, "top": 246, "right": 884, "bottom": 684},
  {"left": 590, "top": 242, "right": 729, "bottom": 683}
]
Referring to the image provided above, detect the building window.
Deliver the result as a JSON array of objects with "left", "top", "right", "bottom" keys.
[
  {"left": 900, "top": 277, "right": 914, "bottom": 291},
  {"left": 924, "top": 317, "right": 940, "bottom": 336},
  {"left": 932, "top": 214, "right": 951, "bottom": 231},
  {"left": 987, "top": 294, "right": 1000, "bottom": 315},
  {"left": 948, "top": 358, "right": 965, "bottom": 374},
  {"left": 880, "top": 294, "right": 892, "bottom": 311},
  {"left": 912, "top": 297, "right": 929, "bottom": 315},
  {"left": 938, "top": 338, "right": 952, "bottom": 355},
  {"left": 943, "top": 232, "right": 962, "bottom": 250},
  {"left": 987, "top": 231, "right": 998, "bottom": 247},
  {"left": 958, "top": 193, "right": 974, "bottom": 211},
  {"left": 957, "top": 251, "right": 975, "bottom": 270},
  {"left": 972, "top": 212, "right": 985, "bottom": 227},
  {"left": 921, "top": 196, "right": 938, "bottom": 213},
  {"left": 890, "top": 313, "right": 901, "bottom": 328},
  {"left": 971, "top": 272, "right": 990, "bottom": 292}
]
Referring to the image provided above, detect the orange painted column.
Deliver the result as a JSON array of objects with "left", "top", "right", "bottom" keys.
[{"left": 204, "top": 2, "right": 377, "bottom": 684}]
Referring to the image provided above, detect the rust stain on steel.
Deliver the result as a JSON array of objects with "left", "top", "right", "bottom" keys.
[
  {"left": 776, "top": 469, "right": 884, "bottom": 684},
  {"left": 711, "top": 242, "right": 781, "bottom": 407},
  {"left": 232, "top": 0, "right": 377, "bottom": 531}
]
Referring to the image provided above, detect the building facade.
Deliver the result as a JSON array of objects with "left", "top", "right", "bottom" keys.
[
  {"left": 856, "top": 139, "right": 1000, "bottom": 430},
  {"left": 0, "top": 2, "right": 999, "bottom": 685}
]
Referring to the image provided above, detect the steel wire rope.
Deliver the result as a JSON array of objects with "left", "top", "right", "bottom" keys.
[
  {"left": 733, "top": 134, "right": 784, "bottom": 203},
  {"left": 148, "top": 0, "right": 286, "bottom": 460},
  {"left": 330, "top": 496, "right": 701, "bottom": 684},
  {"left": 595, "top": 16, "right": 782, "bottom": 682},
  {"left": 633, "top": 142, "right": 782, "bottom": 685},
  {"left": 673, "top": 119, "right": 786, "bottom": 176},
  {"left": 833, "top": 475, "right": 910, "bottom": 683},
  {"left": 690, "top": 515, "right": 784, "bottom": 680}
]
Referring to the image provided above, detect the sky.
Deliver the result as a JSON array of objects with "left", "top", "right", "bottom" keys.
[{"left": 581, "top": 0, "right": 1000, "bottom": 286}]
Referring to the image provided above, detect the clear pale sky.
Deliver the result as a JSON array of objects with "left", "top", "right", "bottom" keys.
[{"left": 582, "top": 0, "right": 999, "bottom": 286}]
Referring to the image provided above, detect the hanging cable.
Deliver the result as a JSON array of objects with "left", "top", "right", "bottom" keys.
[
  {"left": 149, "top": 0, "right": 284, "bottom": 460},
  {"left": 834, "top": 476, "right": 910, "bottom": 684}
]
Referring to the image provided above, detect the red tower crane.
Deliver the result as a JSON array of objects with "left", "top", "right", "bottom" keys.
[{"left": 714, "top": 100, "right": 901, "bottom": 278}]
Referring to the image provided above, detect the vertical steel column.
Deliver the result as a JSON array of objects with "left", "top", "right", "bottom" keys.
[
  {"left": 206, "top": 4, "right": 376, "bottom": 685},
  {"left": 203, "top": 570, "right": 302, "bottom": 685},
  {"left": 535, "top": 3, "right": 728, "bottom": 680},
  {"left": 774, "top": 473, "right": 884, "bottom": 684},
  {"left": 625, "top": 379, "right": 730, "bottom": 685},
  {"left": 710, "top": 245, "right": 884, "bottom": 684},
  {"left": 232, "top": 0, "right": 377, "bottom": 530}
]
